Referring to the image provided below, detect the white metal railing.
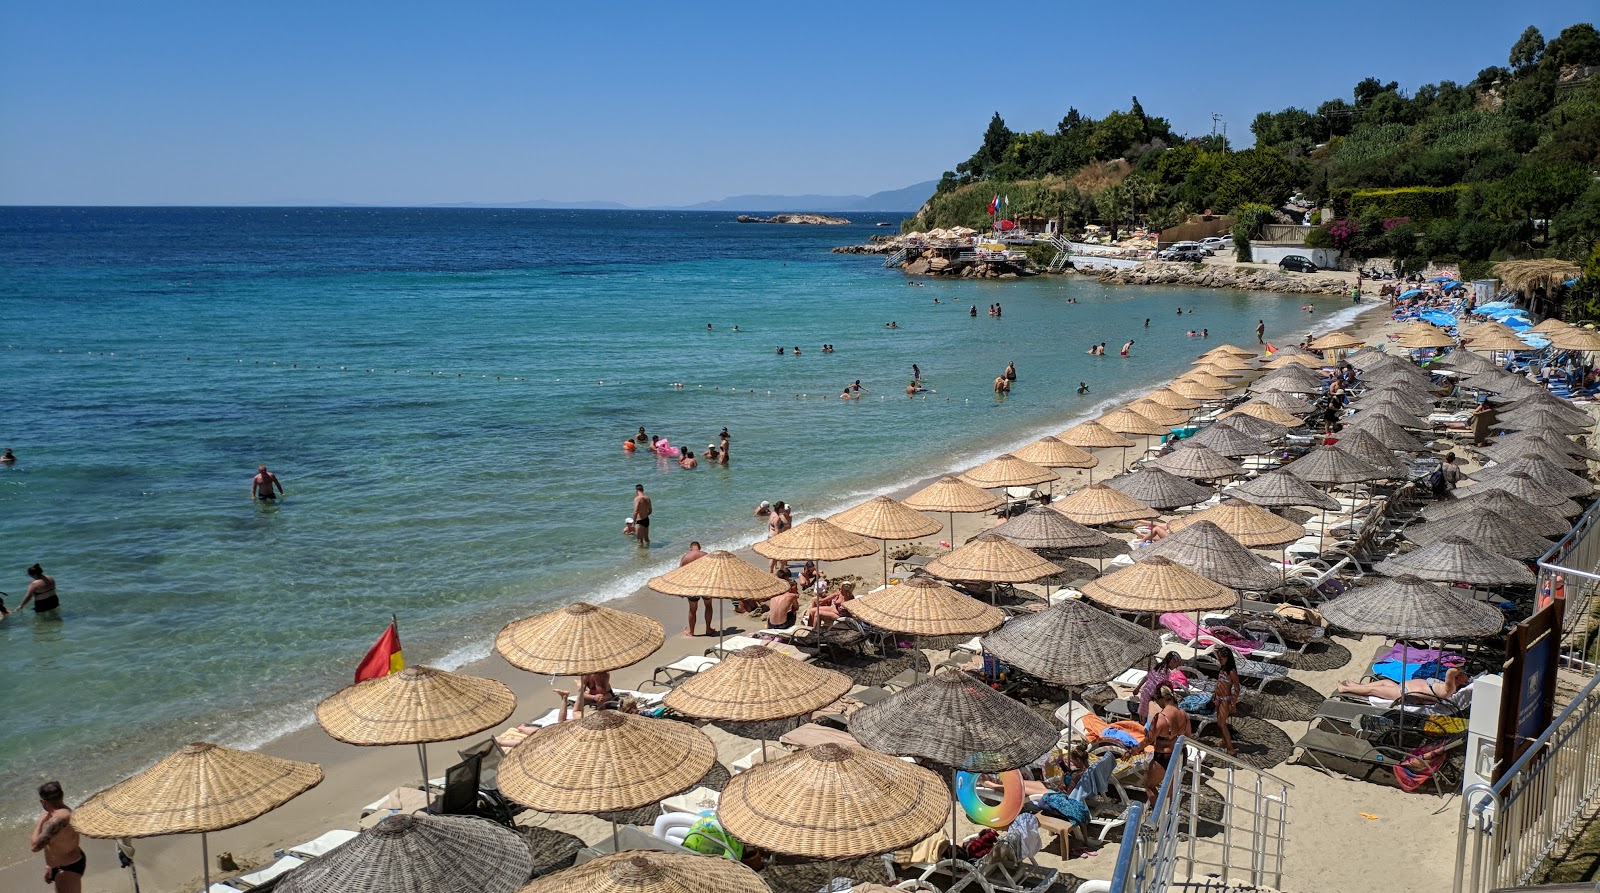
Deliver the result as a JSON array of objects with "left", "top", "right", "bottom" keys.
[
  {"left": 883, "top": 247, "right": 907, "bottom": 268},
  {"left": 1113, "top": 738, "right": 1293, "bottom": 893},
  {"left": 1454, "top": 670, "right": 1600, "bottom": 893},
  {"left": 1538, "top": 496, "right": 1600, "bottom": 671}
]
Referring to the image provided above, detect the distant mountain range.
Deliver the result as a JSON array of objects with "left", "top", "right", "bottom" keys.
[{"left": 438, "top": 180, "right": 937, "bottom": 213}]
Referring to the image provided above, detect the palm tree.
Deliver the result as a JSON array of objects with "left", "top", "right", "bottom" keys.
[{"left": 1096, "top": 186, "right": 1133, "bottom": 243}]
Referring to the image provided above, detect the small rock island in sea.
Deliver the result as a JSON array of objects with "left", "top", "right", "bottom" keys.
[{"left": 736, "top": 213, "right": 850, "bottom": 225}]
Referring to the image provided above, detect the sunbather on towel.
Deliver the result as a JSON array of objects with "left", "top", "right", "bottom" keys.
[
  {"left": 1016, "top": 745, "right": 1093, "bottom": 837},
  {"left": 1337, "top": 667, "right": 1469, "bottom": 701}
]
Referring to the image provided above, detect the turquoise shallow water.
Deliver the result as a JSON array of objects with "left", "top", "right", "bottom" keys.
[{"left": 0, "top": 207, "right": 1357, "bottom": 831}]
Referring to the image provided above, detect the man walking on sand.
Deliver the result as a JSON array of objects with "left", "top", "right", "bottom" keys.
[
  {"left": 678, "top": 541, "right": 712, "bottom": 636},
  {"left": 632, "top": 484, "right": 652, "bottom": 547},
  {"left": 30, "top": 781, "right": 84, "bottom": 893}
]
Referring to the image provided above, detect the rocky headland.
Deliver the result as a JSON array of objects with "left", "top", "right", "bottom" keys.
[{"left": 736, "top": 214, "right": 850, "bottom": 225}]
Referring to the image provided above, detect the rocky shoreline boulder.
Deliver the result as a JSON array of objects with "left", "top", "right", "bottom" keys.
[
  {"left": 737, "top": 214, "right": 850, "bottom": 225},
  {"left": 1095, "top": 261, "right": 1349, "bottom": 295}
]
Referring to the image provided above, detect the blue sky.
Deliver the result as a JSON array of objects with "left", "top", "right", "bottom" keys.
[{"left": 1, "top": 2, "right": 1594, "bottom": 206}]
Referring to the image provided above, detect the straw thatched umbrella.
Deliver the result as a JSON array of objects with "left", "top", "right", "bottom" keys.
[
  {"left": 1232, "top": 471, "right": 1342, "bottom": 511},
  {"left": 649, "top": 550, "right": 791, "bottom": 647},
  {"left": 498, "top": 711, "right": 716, "bottom": 848},
  {"left": 1530, "top": 318, "right": 1575, "bottom": 335},
  {"left": 1149, "top": 442, "right": 1244, "bottom": 481},
  {"left": 981, "top": 599, "right": 1159, "bottom": 687},
  {"left": 73, "top": 743, "right": 323, "bottom": 891},
  {"left": 1341, "top": 412, "right": 1430, "bottom": 451},
  {"left": 1205, "top": 343, "right": 1258, "bottom": 358},
  {"left": 1191, "top": 363, "right": 1246, "bottom": 379},
  {"left": 1012, "top": 436, "right": 1099, "bottom": 474},
  {"left": 1129, "top": 399, "right": 1192, "bottom": 429},
  {"left": 1397, "top": 328, "right": 1456, "bottom": 350},
  {"left": 718, "top": 743, "right": 950, "bottom": 859},
  {"left": 925, "top": 533, "right": 1063, "bottom": 596},
  {"left": 1309, "top": 331, "right": 1363, "bottom": 352},
  {"left": 275, "top": 813, "right": 531, "bottom": 893},
  {"left": 496, "top": 603, "right": 665, "bottom": 676},
  {"left": 1472, "top": 471, "right": 1584, "bottom": 517},
  {"left": 523, "top": 852, "right": 769, "bottom": 893},
  {"left": 1419, "top": 488, "right": 1572, "bottom": 537},
  {"left": 752, "top": 517, "right": 879, "bottom": 563},
  {"left": 1260, "top": 353, "right": 1325, "bottom": 369},
  {"left": 1224, "top": 401, "right": 1305, "bottom": 428},
  {"left": 829, "top": 496, "right": 943, "bottom": 585},
  {"left": 1051, "top": 483, "right": 1160, "bottom": 526},
  {"left": 1168, "top": 378, "right": 1228, "bottom": 401},
  {"left": 1344, "top": 347, "right": 1390, "bottom": 370},
  {"left": 1144, "top": 388, "right": 1201, "bottom": 411},
  {"left": 317, "top": 666, "right": 515, "bottom": 806},
  {"left": 1360, "top": 366, "right": 1433, "bottom": 388},
  {"left": 1484, "top": 432, "right": 1599, "bottom": 463},
  {"left": 1250, "top": 365, "right": 1325, "bottom": 393},
  {"left": 1168, "top": 499, "right": 1304, "bottom": 548},
  {"left": 1192, "top": 353, "right": 1251, "bottom": 371},
  {"left": 850, "top": 669, "right": 1057, "bottom": 772},
  {"left": 1253, "top": 390, "right": 1317, "bottom": 415},
  {"left": 1099, "top": 407, "right": 1171, "bottom": 469},
  {"left": 1179, "top": 370, "right": 1239, "bottom": 391},
  {"left": 848, "top": 575, "right": 1005, "bottom": 638},
  {"left": 1373, "top": 535, "right": 1536, "bottom": 586},
  {"left": 1286, "top": 446, "right": 1387, "bottom": 484},
  {"left": 1497, "top": 408, "right": 1592, "bottom": 436},
  {"left": 1493, "top": 259, "right": 1581, "bottom": 296},
  {"left": 664, "top": 645, "right": 852, "bottom": 755},
  {"left": 1498, "top": 398, "right": 1593, "bottom": 425},
  {"left": 1350, "top": 385, "right": 1435, "bottom": 411},
  {"left": 1547, "top": 326, "right": 1600, "bottom": 352},
  {"left": 1188, "top": 421, "right": 1272, "bottom": 457},
  {"left": 1436, "top": 350, "right": 1497, "bottom": 375},
  {"left": 1222, "top": 412, "right": 1290, "bottom": 441},
  {"left": 1081, "top": 555, "right": 1238, "bottom": 613},
  {"left": 1470, "top": 455, "right": 1595, "bottom": 499},
  {"left": 1404, "top": 509, "right": 1555, "bottom": 559},
  {"left": 904, "top": 476, "right": 1005, "bottom": 546},
  {"left": 1356, "top": 403, "right": 1433, "bottom": 430},
  {"left": 1058, "top": 420, "right": 1137, "bottom": 451},
  {"left": 1135, "top": 520, "right": 1283, "bottom": 591},
  {"left": 1340, "top": 430, "right": 1412, "bottom": 480},
  {"left": 990, "top": 506, "right": 1112, "bottom": 552},
  {"left": 960, "top": 453, "right": 1059, "bottom": 490},
  {"left": 1107, "top": 467, "right": 1214, "bottom": 509},
  {"left": 1464, "top": 328, "right": 1530, "bottom": 354}
]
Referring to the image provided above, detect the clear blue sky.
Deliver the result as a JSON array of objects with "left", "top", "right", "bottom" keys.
[{"left": 1, "top": 2, "right": 1594, "bottom": 206}]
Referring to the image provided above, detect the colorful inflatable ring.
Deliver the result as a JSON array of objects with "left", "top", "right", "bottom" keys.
[{"left": 956, "top": 770, "right": 1023, "bottom": 828}]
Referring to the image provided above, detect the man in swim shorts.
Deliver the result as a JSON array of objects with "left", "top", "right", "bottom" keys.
[
  {"left": 679, "top": 542, "right": 712, "bottom": 636},
  {"left": 31, "top": 781, "right": 84, "bottom": 893},
  {"left": 251, "top": 465, "right": 283, "bottom": 501},
  {"left": 632, "top": 485, "right": 652, "bottom": 546}
]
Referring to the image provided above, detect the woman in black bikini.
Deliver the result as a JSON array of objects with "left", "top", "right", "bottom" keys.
[
  {"left": 19, "top": 564, "right": 59, "bottom": 614},
  {"left": 1144, "top": 684, "right": 1191, "bottom": 802}
]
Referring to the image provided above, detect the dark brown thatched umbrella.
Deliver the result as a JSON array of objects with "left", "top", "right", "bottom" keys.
[
  {"left": 1471, "top": 471, "right": 1584, "bottom": 517},
  {"left": 849, "top": 669, "right": 1057, "bottom": 772},
  {"left": 981, "top": 598, "right": 1160, "bottom": 688},
  {"left": 1470, "top": 455, "right": 1595, "bottom": 497},
  {"left": 1249, "top": 365, "right": 1324, "bottom": 394},
  {"left": 1483, "top": 433, "right": 1598, "bottom": 464},
  {"left": 1340, "top": 412, "right": 1429, "bottom": 452},
  {"left": 1497, "top": 408, "right": 1591, "bottom": 436},
  {"left": 1321, "top": 574, "right": 1504, "bottom": 640},
  {"left": 1358, "top": 404, "right": 1433, "bottom": 430},
  {"left": 1231, "top": 471, "right": 1342, "bottom": 511},
  {"left": 1340, "top": 429, "right": 1412, "bottom": 480},
  {"left": 275, "top": 814, "right": 531, "bottom": 893},
  {"left": 1253, "top": 390, "right": 1317, "bottom": 415},
  {"left": 1420, "top": 488, "right": 1572, "bottom": 536},
  {"left": 1404, "top": 508, "right": 1555, "bottom": 560},
  {"left": 1148, "top": 442, "right": 1244, "bottom": 481},
  {"left": 1106, "top": 467, "right": 1215, "bottom": 509},
  {"left": 1372, "top": 535, "right": 1536, "bottom": 586},
  {"left": 990, "top": 506, "right": 1112, "bottom": 552},
  {"left": 1188, "top": 421, "right": 1272, "bottom": 457},
  {"left": 1435, "top": 350, "right": 1497, "bottom": 375},
  {"left": 1080, "top": 555, "right": 1238, "bottom": 613},
  {"left": 1222, "top": 412, "right": 1290, "bottom": 441},
  {"left": 1135, "top": 519, "right": 1283, "bottom": 591},
  {"left": 1286, "top": 446, "right": 1387, "bottom": 485}
]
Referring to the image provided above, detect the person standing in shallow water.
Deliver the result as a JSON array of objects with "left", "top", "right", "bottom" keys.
[
  {"left": 17, "top": 564, "right": 59, "bottom": 615},
  {"left": 632, "top": 484, "right": 652, "bottom": 547},
  {"left": 251, "top": 465, "right": 283, "bottom": 501}
]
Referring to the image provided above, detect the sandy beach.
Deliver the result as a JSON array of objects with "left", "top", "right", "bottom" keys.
[{"left": 6, "top": 298, "right": 1500, "bottom": 893}]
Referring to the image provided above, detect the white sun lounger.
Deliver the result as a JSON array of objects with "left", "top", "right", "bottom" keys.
[
  {"left": 234, "top": 856, "right": 305, "bottom": 888},
  {"left": 286, "top": 828, "right": 359, "bottom": 860},
  {"left": 202, "top": 885, "right": 244, "bottom": 893},
  {"left": 648, "top": 655, "right": 720, "bottom": 688}
]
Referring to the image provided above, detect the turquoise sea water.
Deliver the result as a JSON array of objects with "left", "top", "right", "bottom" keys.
[{"left": 0, "top": 207, "right": 1357, "bottom": 837}]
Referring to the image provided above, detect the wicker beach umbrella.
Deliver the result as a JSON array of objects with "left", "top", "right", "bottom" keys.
[
  {"left": 1135, "top": 520, "right": 1283, "bottom": 591},
  {"left": 1547, "top": 326, "right": 1600, "bottom": 352},
  {"left": 1231, "top": 471, "right": 1342, "bottom": 511},
  {"left": 276, "top": 813, "right": 531, "bottom": 893},
  {"left": 1179, "top": 370, "right": 1238, "bottom": 391},
  {"left": 1223, "top": 401, "right": 1305, "bottom": 428},
  {"left": 1348, "top": 389, "right": 1435, "bottom": 417},
  {"left": 1168, "top": 378, "right": 1228, "bottom": 401},
  {"left": 1128, "top": 399, "right": 1192, "bottom": 428},
  {"left": 663, "top": 644, "right": 852, "bottom": 723},
  {"left": 1149, "top": 442, "right": 1244, "bottom": 480},
  {"left": 960, "top": 453, "right": 1060, "bottom": 490},
  {"left": 1466, "top": 328, "right": 1533, "bottom": 352},
  {"left": 73, "top": 742, "right": 322, "bottom": 890},
  {"left": 1435, "top": 350, "right": 1497, "bottom": 375},
  {"left": 1530, "top": 318, "right": 1576, "bottom": 336},
  {"left": 1497, "top": 408, "right": 1591, "bottom": 436},
  {"left": 1221, "top": 412, "right": 1290, "bottom": 441},
  {"left": 1498, "top": 394, "right": 1592, "bottom": 422},
  {"left": 1397, "top": 328, "right": 1456, "bottom": 350},
  {"left": 1404, "top": 509, "right": 1555, "bottom": 559},
  {"left": 925, "top": 533, "right": 1063, "bottom": 585},
  {"left": 990, "top": 506, "right": 1113, "bottom": 551},
  {"left": 981, "top": 599, "right": 1160, "bottom": 688},
  {"left": 1419, "top": 488, "right": 1572, "bottom": 537},
  {"left": 1107, "top": 468, "right": 1214, "bottom": 509},
  {"left": 1188, "top": 421, "right": 1272, "bottom": 457},
  {"left": 1319, "top": 574, "right": 1504, "bottom": 640},
  {"left": 1310, "top": 331, "right": 1364, "bottom": 352},
  {"left": 1361, "top": 352, "right": 1424, "bottom": 374},
  {"left": 496, "top": 603, "right": 665, "bottom": 676},
  {"left": 1191, "top": 363, "right": 1246, "bottom": 379},
  {"left": 1343, "top": 347, "right": 1390, "bottom": 370},
  {"left": 498, "top": 711, "right": 716, "bottom": 815},
  {"left": 1058, "top": 420, "right": 1137, "bottom": 450},
  {"left": 751, "top": 517, "right": 879, "bottom": 563},
  {"left": 1462, "top": 370, "right": 1524, "bottom": 393},
  {"left": 1253, "top": 390, "right": 1317, "bottom": 415},
  {"left": 1362, "top": 366, "right": 1433, "bottom": 388},
  {"left": 649, "top": 550, "right": 792, "bottom": 646},
  {"left": 1286, "top": 445, "right": 1388, "bottom": 484},
  {"left": 1099, "top": 406, "right": 1171, "bottom": 436},
  {"left": 718, "top": 743, "right": 949, "bottom": 859},
  {"left": 1168, "top": 499, "right": 1304, "bottom": 548},
  {"left": 1205, "top": 343, "right": 1258, "bottom": 358},
  {"left": 1012, "top": 436, "right": 1099, "bottom": 470},
  {"left": 1373, "top": 535, "right": 1535, "bottom": 586},
  {"left": 850, "top": 668, "right": 1057, "bottom": 772},
  {"left": 1470, "top": 455, "right": 1595, "bottom": 498},
  {"left": 1484, "top": 432, "right": 1599, "bottom": 463},
  {"left": 523, "top": 852, "right": 769, "bottom": 893},
  {"left": 1250, "top": 365, "right": 1325, "bottom": 393},
  {"left": 1192, "top": 353, "right": 1251, "bottom": 371},
  {"left": 1259, "top": 353, "right": 1325, "bottom": 369},
  {"left": 1081, "top": 555, "right": 1238, "bottom": 613},
  {"left": 1143, "top": 388, "right": 1201, "bottom": 411},
  {"left": 1472, "top": 471, "right": 1586, "bottom": 516},
  {"left": 1357, "top": 403, "right": 1433, "bottom": 430},
  {"left": 903, "top": 475, "right": 1005, "bottom": 545},
  {"left": 1340, "top": 429, "right": 1412, "bottom": 479},
  {"left": 1339, "top": 413, "right": 1430, "bottom": 452},
  {"left": 1051, "top": 483, "right": 1160, "bottom": 526},
  {"left": 847, "top": 574, "right": 1005, "bottom": 638},
  {"left": 317, "top": 666, "right": 515, "bottom": 806}
]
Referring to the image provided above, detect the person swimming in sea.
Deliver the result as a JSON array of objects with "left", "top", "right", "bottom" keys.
[{"left": 1077, "top": 382, "right": 1089, "bottom": 395}]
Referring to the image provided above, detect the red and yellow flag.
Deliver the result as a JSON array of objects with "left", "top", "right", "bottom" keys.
[
  {"left": 1263, "top": 342, "right": 1279, "bottom": 355},
  {"left": 355, "top": 621, "right": 404, "bottom": 683}
]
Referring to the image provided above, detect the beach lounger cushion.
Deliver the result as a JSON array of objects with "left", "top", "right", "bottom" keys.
[{"left": 286, "top": 828, "right": 360, "bottom": 859}]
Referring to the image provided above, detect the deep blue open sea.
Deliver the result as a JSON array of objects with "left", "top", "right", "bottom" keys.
[{"left": 0, "top": 207, "right": 1357, "bottom": 836}]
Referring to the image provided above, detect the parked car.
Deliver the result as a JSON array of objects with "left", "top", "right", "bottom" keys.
[
  {"left": 1201, "top": 237, "right": 1230, "bottom": 250},
  {"left": 1160, "top": 247, "right": 1207, "bottom": 262},
  {"left": 1279, "top": 255, "right": 1319, "bottom": 273},
  {"left": 1171, "top": 240, "right": 1210, "bottom": 255}
]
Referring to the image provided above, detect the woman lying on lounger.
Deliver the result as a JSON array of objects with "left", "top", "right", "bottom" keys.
[{"left": 1336, "top": 667, "right": 1469, "bottom": 701}]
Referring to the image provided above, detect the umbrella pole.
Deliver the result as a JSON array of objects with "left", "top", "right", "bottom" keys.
[
  {"left": 950, "top": 767, "right": 961, "bottom": 857},
  {"left": 201, "top": 832, "right": 210, "bottom": 891},
  {"left": 417, "top": 742, "right": 432, "bottom": 813},
  {"left": 882, "top": 540, "right": 890, "bottom": 587},
  {"left": 612, "top": 819, "right": 620, "bottom": 853}
]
